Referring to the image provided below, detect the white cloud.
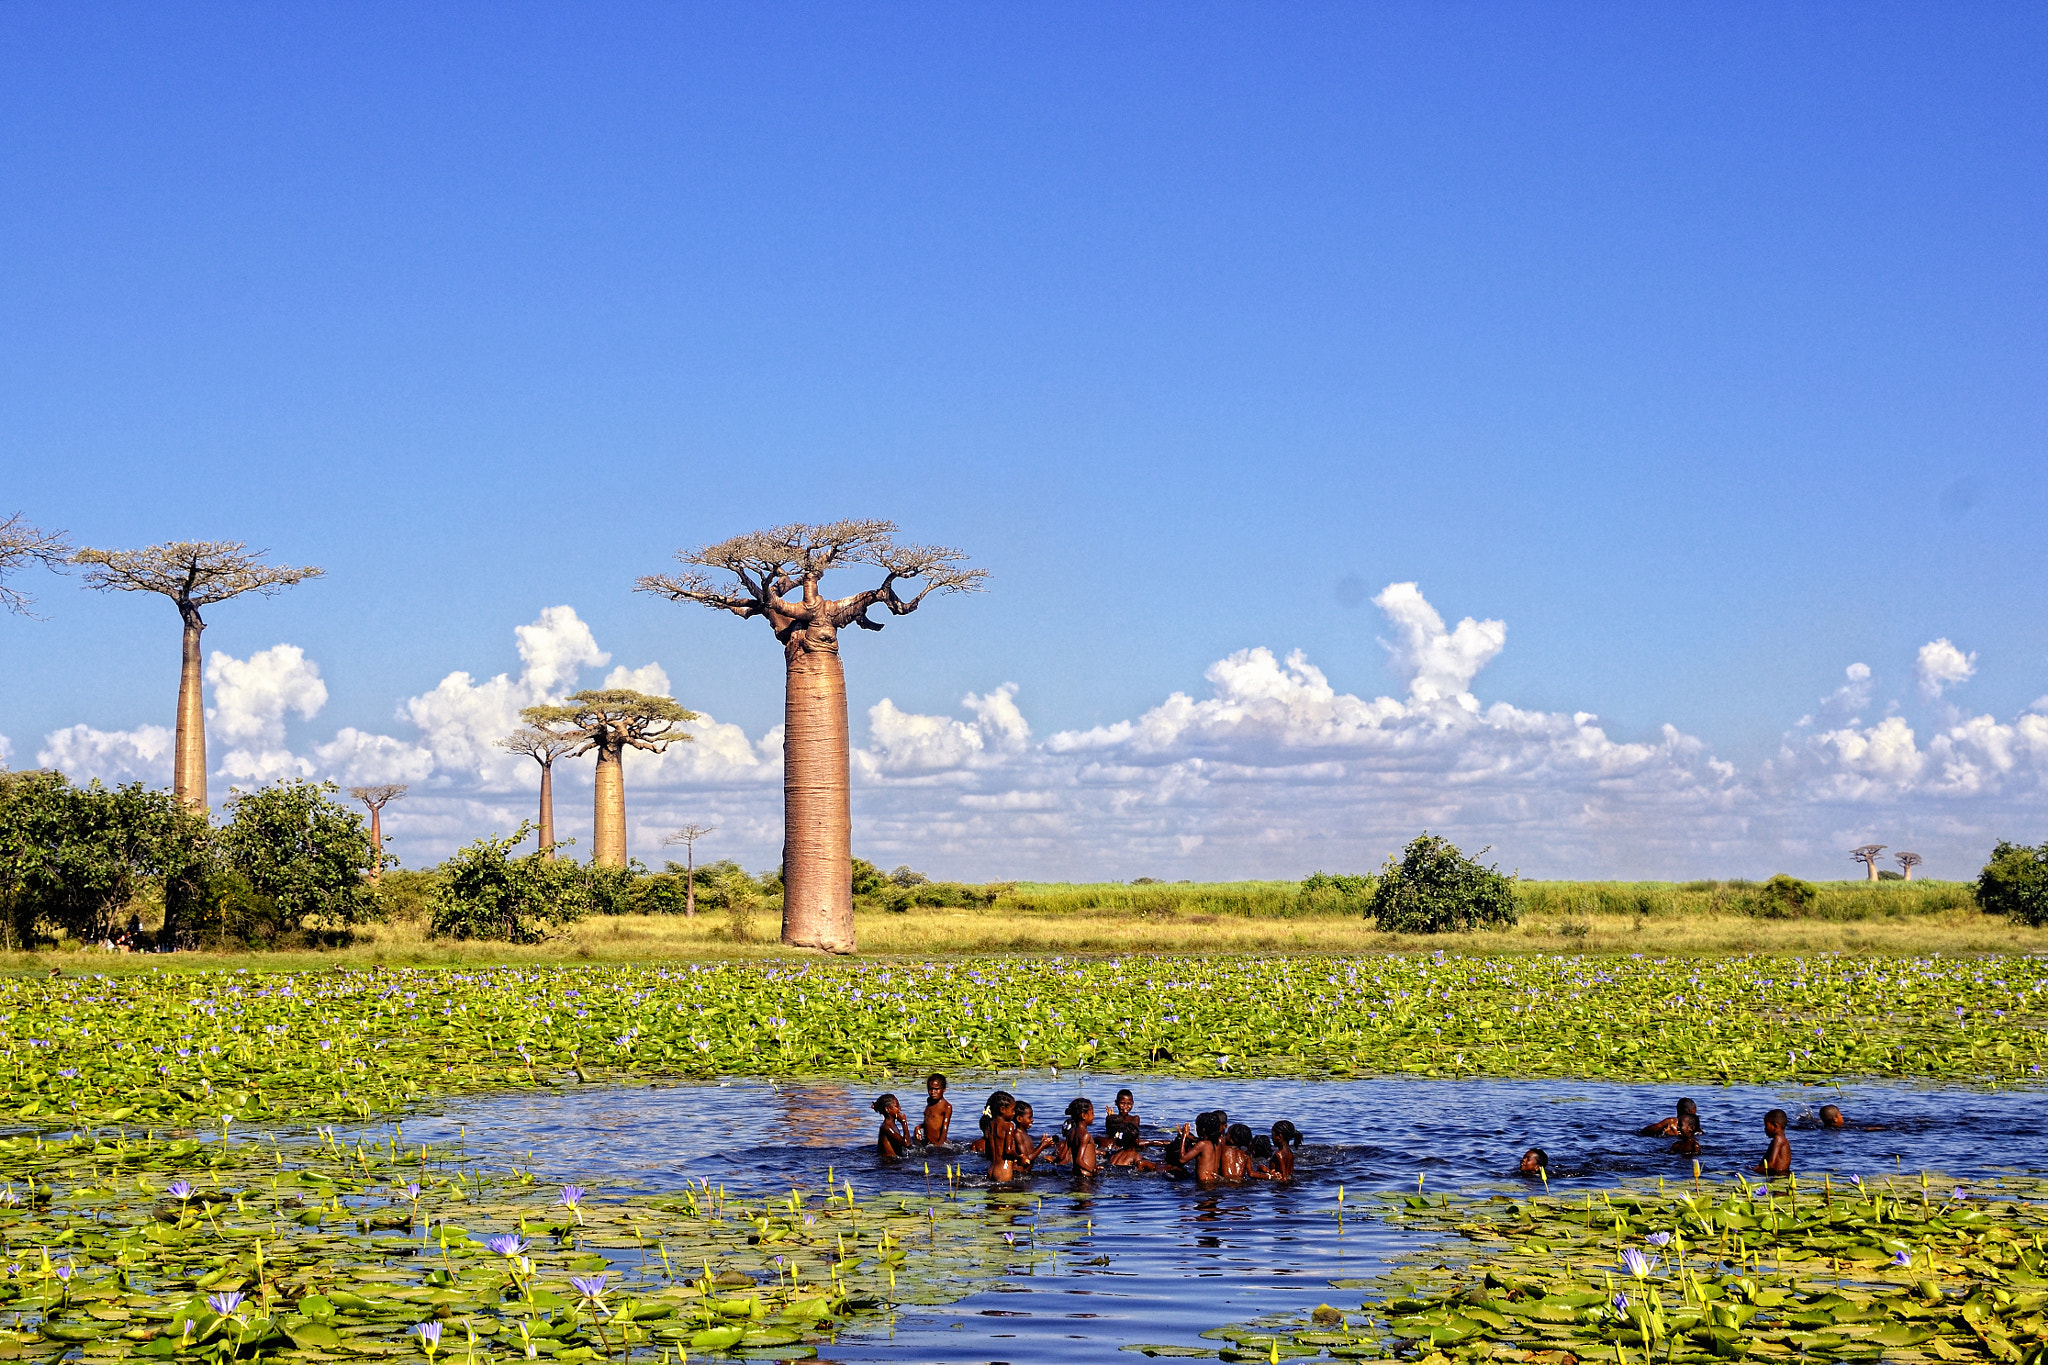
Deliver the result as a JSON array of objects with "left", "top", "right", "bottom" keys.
[
  {"left": 603, "top": 662, "right": 672, "bottom": 696},
  {"left": 207, "top": 644, "right": 327, "bottom": 784},
  {"left": 400, "top": 606, "right": 609, "bottom": 784},
  {"left": 37, "top": 723, "right": 174, "bottom": 785},
  {"left": 0, "top": 733, "right": 11, "bottom": 766},
  {"left": 313, "top": 728, "right": 437, "bottom": 787},
  {"left": 1916, "top": 638, "right": 1977, "bottom": 699},
  {"left": 1372, "top": 581, "right": 1507, "bottom": 705}
]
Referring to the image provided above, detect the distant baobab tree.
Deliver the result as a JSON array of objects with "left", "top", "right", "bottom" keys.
[
  {"left": 497, "top": 727, "right": 579, "bottom": 857},
  {"left": 637, "top": 520, "right": 985, "bottom": 953},
  {"left": 0, "top": 514, "right": 71, "bottom": 617},
  {"left": 1850, "top": 844, "right": 1887, "bottom": 880},
  {"left": 348, "top": 784, "right": 406, "bottom": 879},
  {"left": 520, "top": 690, "right": 695, "bottom": 868},
  {"left": 1895, "top": 851, "right": 1923, "bottom": 881},
  {"left": 72, "top": 541, "right": 324, "bottom": 810},
  {"left": 661, "top": 822, "right": 716, "bottom": 918}
]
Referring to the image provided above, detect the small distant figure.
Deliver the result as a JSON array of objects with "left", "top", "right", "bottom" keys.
[
  {"left": 1106, "top": 1118, "right": 1162, "bottom": 1171},
  {"left": 915, "top": 1073, "right": 953, "bottom": 1146},
  {"left": 1518, "top": 1147, "right": 1549, "bottom": 1176},
  {"left": 1817, "top": 1104, "right": 1845, "bottom": 1129},
  {"left": 1753, "top": 1108, "right": 1792, "bottom": 1177},
  {"left": 1013, "top": 1101, "right": 1052, "bottom": 1167},
  {"left": 871, "top": 1094, "right": 911, "bottom": 1161},
  {"left": 1640, "top": 1097, "right": 1699, "bottom": 1137},
  {"left": 1104, "top": 1087, "right": 1147, "bottom": 1148},
  {"left": 1269, "top": 1120, "right": 1303, "bottom": 1180},
  {"left": 980, "top": 1091, "right": 1020, "bottom": 1181}
]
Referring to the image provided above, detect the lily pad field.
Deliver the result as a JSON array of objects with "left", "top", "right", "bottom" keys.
[{"left": 2, "top": 952, "right": 2045, "bottom": 1363}]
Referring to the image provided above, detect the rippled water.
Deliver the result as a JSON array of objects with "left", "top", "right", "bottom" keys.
[{"left": 394, "top": 1075, "right": 2045, "bottom": 1364}]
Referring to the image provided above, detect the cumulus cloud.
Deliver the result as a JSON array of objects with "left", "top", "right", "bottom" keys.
[
  {"left": 400, "top": 606, "right": 610, "bottom": 784},
  {"left": 208, "top": 644, "right": 327, "bottom": 784},
  {"left": 313, "top": 728, "right": 436, "bottom": 787},
  {"left": 37, "top": 723, "right": 174, "bottom": 785},
  {"left": 0, "top": 733, "right": 11, "bottom": 766},
  {"left": 1373, "top": 581, "right": 1507, "bottom": 705},
  {"left": 1916, "top": 638, "right": 1978, "bottom": 699}
]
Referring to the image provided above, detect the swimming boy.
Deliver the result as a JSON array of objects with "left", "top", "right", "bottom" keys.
[
  {"left": 1219, "top": 1123, "right": 1256, "bottom": 1181},
  {"left": 1668, "top": 1113, "right": 1702, "bottom": 1156},
  {"left": 983, "top": 1092, "right": 1021, "bottom": 1181},
  {"left": 1753, "top": 1108, "right": 1791, "bottom": 1177},
  {"left": 1269, "top": 1121, "right": 1302, "bottom": 1180},
  {"left": 1518, "top": 1148, "right": 1548, "bottom": 1175},
  {"left": 914, "top": 1074, "right": 953, "bottom": 1145},
  {"left": 1107, "top": 1121, "right": 1162, "bottom": 1171},
  {"left": 1817, "top": 1104, "right": 1845, "bottom": 1129},
  {"left": 1640, "top": 1098, "right": 1699, "bottom": 1137},
  {"left": 871, "top": 1094, "right": 911, "bottom": 1161},
  {"left": 1181, "top": 1111, "right": 1226, "bottom": 1182}
]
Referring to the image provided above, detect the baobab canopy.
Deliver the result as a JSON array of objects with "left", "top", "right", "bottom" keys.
[
  {"left": 520, "top": 689, "right": 696, "bottom": 869},
  {"left": 637, "top": 519, "right": 984, "bottom": 955}
]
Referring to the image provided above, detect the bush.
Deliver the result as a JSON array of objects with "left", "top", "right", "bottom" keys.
[
  {"left": 888, "top": 864, "right": 930, "bottom": 887},
  {"left": 1747, "top": 874, "right": 1820, "bottom": 920},
  {"left": 215, "top": 780, "right": 380, "bottom": 940},
  {"left": 0, "top": 770, "right": 206, "bottom": 946},
  {"left": 1298, "top": 871, "right": 1374, "bottom": 914},
  {"left": 1365, "top": 834, "right": 1517, "bottom": 934},
  {"left": 871, "top": 881, "right": 1001, "bottom": 913},
  {"left": 1976, "top": 840, "right": 2048, "bottom": 927},
  {"left": 429, "top": 827, "right": 591, "bottom": 943}
]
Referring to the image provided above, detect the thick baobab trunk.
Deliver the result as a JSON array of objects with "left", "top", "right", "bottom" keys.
[
  {"left": 782, "top": 634, "right": 855, "bottom": 952},
  {"left": 1902, "top": 864, "right": 1914, "bottom": 881},
  {"left": 592, "top": 741, "right": 628, "bottom": 867},
  {"left": 1865, "top": 861, "right": 1878, "bottom": 882},
  {"left": 366, "top": 805, "right": 384, "bottom": 881},
  {"left": 537, "top": 761, "right": 556, "bottom": 859},
  {"left": 173, "top": 605, "right": 208, "bottom": 811}
]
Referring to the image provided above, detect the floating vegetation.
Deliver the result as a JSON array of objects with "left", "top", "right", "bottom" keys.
[
  {"left": 1174, "top": 1174, "right": 2048, "bottom": 1362},
  {"left": 0, "top": 1127, "right": 1080, "bottom": 1362},
  {"left": 5, "top": 954, "right": 2045, "bottom": 1129}
]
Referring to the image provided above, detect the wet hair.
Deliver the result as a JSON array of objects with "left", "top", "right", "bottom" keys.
[
  {"left": 871, "top": 1094, "right": 898, "bottom": 1115},
  {"left": 1677, "top": 1112, "right": 1700, "bottom": 1135},
  {"left": 1764, "top": 1108, "right": 1788, "bottom": 1130},
  {"left": 1522, "top": 1147, "right": 1548, "bottom": 1169},
  {"left": 1116, "top": 1088, "right": 1135, "bottom": 1103},
  {"left": 1195, "top": 1111, "right": 1225, "bottom": 1141},
  {"left": 1677, "top": 1098, "right": 1698, "bottom": 1117},
  {"left": 1818, "top": 1104, "right": 1843, "bottom": 1126},
  {"left": 1109, "top": 1122, "right": 1141, "bottom": 1150},
  {"left": 1015, "top": 1102, "right": 1036, "bottom": 1124},
  {"left": 927, "top": 1073, "right": 948, "bottom": 1091},
  {"left": 980, "top": 1090, "right": 1015, "bottom": 1136},
  {"left": 1062, "top": 1098, "right": 1094, "bottom": 1148},
  {"left": 1226, "top": 1123, "right": 1253, "bottom": 1149},
  {"left": 1064, "top": 1097, "right": 1094, "bottom": 1122},
  {"left": 1271, "top": 1120, "right": 1302, "bottom": 1148},
  {"left": 1250, "top": 1134, "right": 1275, "bottom": 1160}
]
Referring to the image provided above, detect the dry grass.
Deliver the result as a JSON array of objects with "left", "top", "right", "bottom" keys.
[{"left": 11, "top": 887, "right": 2043, "bottom": 975}]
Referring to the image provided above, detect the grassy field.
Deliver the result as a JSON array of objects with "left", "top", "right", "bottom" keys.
[{"left": 4, "top": 877, "right": 2036, "bottom": 972}]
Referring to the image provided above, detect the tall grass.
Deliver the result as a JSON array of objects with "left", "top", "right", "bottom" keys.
[{"left": 1515, "top": 878, "right": 1975, "bottom": 922}]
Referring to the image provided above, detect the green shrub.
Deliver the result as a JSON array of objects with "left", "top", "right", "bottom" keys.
[
  {"left": 1365, "top": 835, "right": 1517, "bottom": 933},
  {"left": 0, "top": 769, "right": 208, "bottom": 947},
  {"left": 1747, "top": 874, "right": 1820, "bottom": 920},
  {"left": 1976, "top": 840, "right": 2048, "bottom": 927},
  {"left": 429, "top": 827, "right": 591, "bottom": 944},
  {"left": 871, "top": 881, "right": 1001, "bottom": 913},
  {"left": 889, "top": 865, "right": 930, "bottom": 887},
  {"left": 1297, "top": 871, "right": 1374, "bottom": 914},
  {"left": 216, "top": 780, "right": 380, "bottom": 938}
]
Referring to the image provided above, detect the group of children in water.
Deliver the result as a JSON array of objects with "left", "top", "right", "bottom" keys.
[
  {"left": 870, "top": 1074, "right": 1304, "bottom": 1183},
  {"left": 1517, "top": 1097, "right": 1848, "bottom": 1180}
]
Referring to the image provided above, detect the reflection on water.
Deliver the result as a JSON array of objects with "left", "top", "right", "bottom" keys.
[{"left": 393, "top": 1075, "right": 2045, "bottom": 1364}]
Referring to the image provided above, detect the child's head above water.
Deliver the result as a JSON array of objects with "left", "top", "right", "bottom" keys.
[
  {"left": 1064, "top": 1097, "right": 1094, "bottom": 1127},
  {"left": 872, "top": 1094, "right": 900, "bottom": 1117},
  {"left": 1226, "top": 1123, "right": 1253, "bottom": 1149},
  {"left": 927, "top": 1073, "right": 948, "bottom": 1099},
  {"left": 1678, "top": 1098, "right": 1698, "bottom": 1119},
  {"left": 1115, "top": 1088, "right": 1135, "bottom": 1113},
  {"left": 1519, "top": 1147, "right": 1548, "bottom": 1174},
  {"left": 1763, "top": 1108, "right": 1788, "bottom": 1134},
  {"left": 1271, "top": 1120, "right": 1302, "bottom": 1148},
  {"left": 1195, "top": 1111, "right": 1225, "bottom": 1141},
  {"left": 1818, "top": 1104, "right": 1844, "bottom": 1129},
  {"left": 1015, "top": 1102, "right": 1036, "bottom": 1128},
  {"left": 1250, "top": 1134, "right": 1275, "bottom": 1161}
]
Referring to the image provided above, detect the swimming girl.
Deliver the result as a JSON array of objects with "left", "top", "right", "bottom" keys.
[
  {"left": 1055, "top": 1097, "right": 1100, "bottom": 1175},
  {"left": 982, "top": 1092, "right": 1021, "bottom": 1181},
  {"left": 1106, "top": 1119, "right": 1161, "bottom": 1171},
  {"left": 872, "top": 1094, "right": 911, "bottom": 1161},
  {"left": 1220, "top": 1123, "right": 1255, "bottom": 1180},
  {"left": 971, "top": 1088, "right": 1013, "bottom": 1154}
]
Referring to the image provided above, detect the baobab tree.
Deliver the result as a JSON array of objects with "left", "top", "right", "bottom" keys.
[
  {"left": 1896, "top": 851, "right": 1923, "bottom": 881},
  {"left": 0, "top": 515, "right": 71, "bottom": 617},
  {"left": 661, "top": 822, "right": 716, "bottom": 918},
  {"left": 497, "top": 727, "right": 579, "bottom": 857},
  {"left": 637, "top": 520, "right": 985, "bottom": 953},
  {"left": 348, "top": 784, "right": 406, "bottom": 879},
  {"left": 71, "top": 541, "right": 323, "bottom": 810},
  {"left": 520, "top": 690, "right": 695, "bottom": 868},
  {"left": 1851, "top": 844, "right": 1887, "bottom": 880}
]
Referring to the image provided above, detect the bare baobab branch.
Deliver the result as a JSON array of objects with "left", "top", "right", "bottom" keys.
[
  {"left": 521, "top": 689, "right": 696, "bottom": 868},
  {"left": 636, "top": 520, "right": 985, "bottom": 953},
  {"left": 0, "top": 514, "right": 73, "bottom": 617},
  {"left": 70, "top": 540, "right": 324, "bottom": 810}
]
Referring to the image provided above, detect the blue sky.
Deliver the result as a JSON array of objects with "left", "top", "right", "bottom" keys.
[{"left": 4, "top": 4, "right": 2045, "bottom": 880}]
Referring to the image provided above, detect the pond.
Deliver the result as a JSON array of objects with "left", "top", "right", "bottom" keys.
[{"left": 388, "top": 1073, "right": 2047, "bottom": 1363}]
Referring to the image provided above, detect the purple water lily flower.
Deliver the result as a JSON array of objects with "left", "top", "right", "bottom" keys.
[
  {"left": 403, "top": 1184, "right": 421, "bottom": 1201},
  {"left": 1645, "top": 1232, "right": 1671, "bottom": 1248},
  {"left": 1891, "top": 1250, "right": 1912, "bottom": 1267},
  {"left": 569, "top": 1274, "right": 608, "bottom": 1302},
  {"left": 167, "top": 1181, "right": 194, "bottom": 1201},
  {"left": 1611, "top": 1293, "right": 1629, "bottom": 1314},
  {"left": 1952, "top": 1188, "right": 1969, "bottom": 1201},
  {"left": 207, "top": 1291, "right": 244, "bottom": 1316},
  {"left": 485, "top": 1235, "right": 528, "bottom": 1257},
  {"left": 1621, "top": 1248, "right": 1659, "bottom": 1278},
  {"left": 415, "top": 1322, "right": 442, "bottom": 1350},
  {"left": 53, "top": 1265, "right": 72, "bottom": 1282},
  {"left": 558, "top": 1184, "right": 585, "bottom": 1208}
]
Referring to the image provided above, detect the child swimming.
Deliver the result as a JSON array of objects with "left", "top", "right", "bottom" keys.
[
  {"left": 1106, "top": 1119, "right": 1162, "bottom": 1171},
  {"left": 1668, "top": 1112, "right": 1702, "bottom": 1156},
  {"left": 1268, "top": 1120, "right": 1303, "bottom": 1180},
  {"left": 1104, "top": 1088, "right": 1143, "bottom": 1148},
  {"left": 1518, "top": 1147, "right": 1548, "bottom": 1176},
  {"left": 1054, "top": 1097, "right": 1100, "bottom": 1175},
  {"left": 871, "top": 1094, "right": 911, "bottom": 1161},
  {"left": 1013, "top": 1101, "right": 1053, "bottom": 1167},
  {"left": 1753, "top": 1108, "right": 1792, "bottom": 1177},
  {"left": 914, "top": 1073, "right": 953, "bottom": 1145},
  {"left": 981, "top": 1092, "right": 1021, "bottom": 1181},
  {"left": 1220, "top": 1123, "right": 1255, "bottom": 1180},
  {"left": 1640, "top": 1098, "right": 1699, "bottom": 1137}
]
